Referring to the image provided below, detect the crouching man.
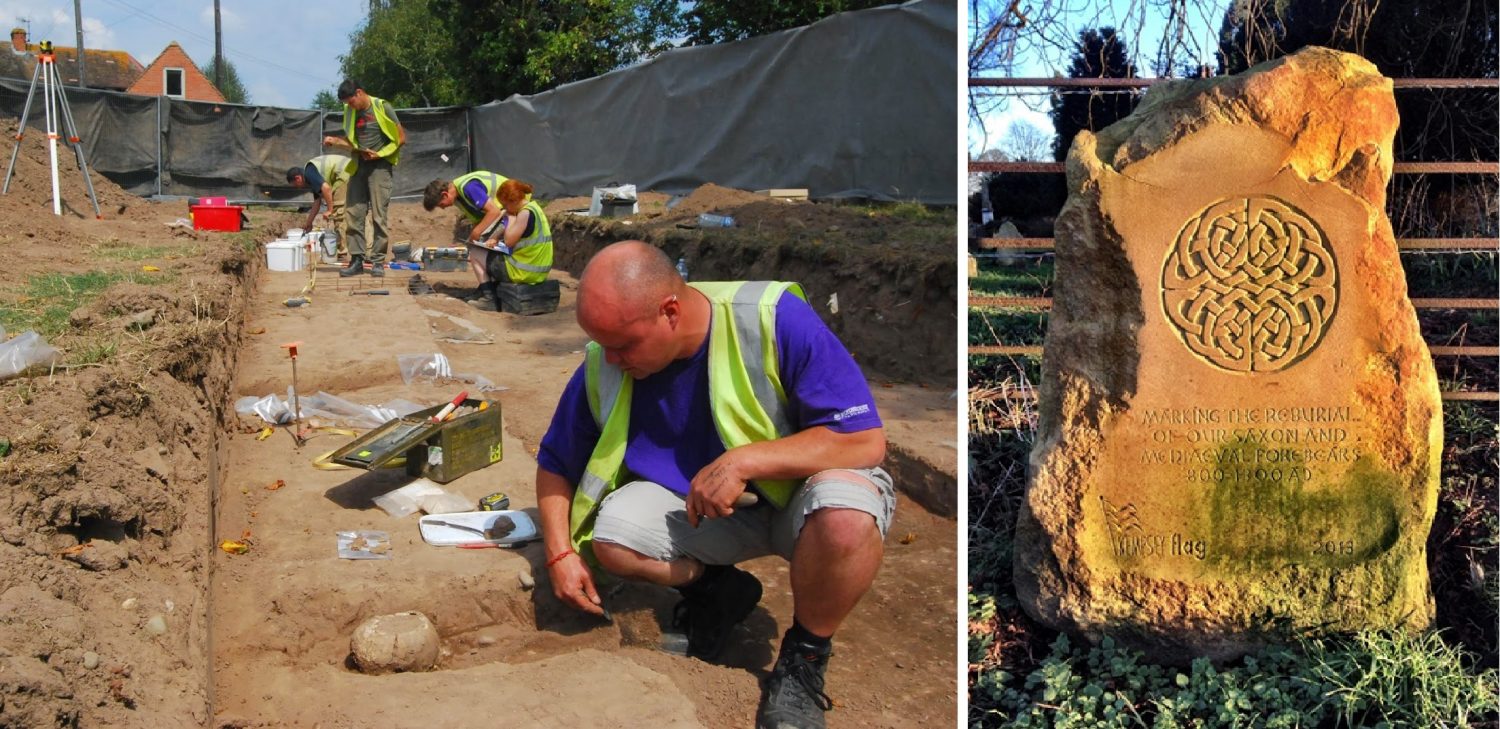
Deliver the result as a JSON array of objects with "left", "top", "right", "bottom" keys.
[{"left": 535, "top": 241, "right": 894, "bottom": 729}]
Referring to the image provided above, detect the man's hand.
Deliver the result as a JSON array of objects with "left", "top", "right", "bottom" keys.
[
  {"left": 321, "top": 135, "right": 348, "bottom": 149},
  {"left": 686, "top": 451, "right": 749, "bottom": 527},
  {"left": 548, "top": 552, "right": 604, "bottom": 615},
  {"left": 359, "top": 149, "right": 379, "bottom": 161}
]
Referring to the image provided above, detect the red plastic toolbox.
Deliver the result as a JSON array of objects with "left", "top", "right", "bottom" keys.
[{"left": 191, "top": 204, "right": 244, "bottom": 232}]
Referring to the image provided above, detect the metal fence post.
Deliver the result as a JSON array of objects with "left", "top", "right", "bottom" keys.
[{"left": 155, "top": 96, "right": 163, "bottom": 197}]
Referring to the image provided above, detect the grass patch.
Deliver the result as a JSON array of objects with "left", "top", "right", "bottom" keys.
[
  {"left": 225, "top": 231, "right": 261, "bottom": 257},
  {"left": 970, "top": 629, "right": 1498, "bottom": 728},
  {"left": 93, "top": 240, "right": 200, "bottom": 262},
  {"left": 970, "top": 354, "right": 1043, "bottom": 392},
  {"left": 972, "top": 258, "right": 1054, "bottom": 297},
  {"left": 837, "top": 199, "right": 953, "bottom": 223},
  {"left": 1402, "top": 251, "right": 1499, "bottom": 299},
  {"left": 970, "top": 309, "right": 1048, "bottom": 347},
  {"left": 0, "top": 270, "right": 169, "bottom": 337}
]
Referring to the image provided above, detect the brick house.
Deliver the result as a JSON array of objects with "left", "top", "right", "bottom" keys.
[
  {"left": 125, "top": 41, "right": 225, "bottom": 103},
  {"left": 3, "top": 28, "right": 145, "bottom": 92}
]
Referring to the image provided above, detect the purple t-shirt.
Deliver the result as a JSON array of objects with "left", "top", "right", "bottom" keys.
[
  {"left": 460, "top": 179, "right": 491, "bottom": 213},
  {"left": 537, "top": 290, "right": 881, "bottom": 496}
]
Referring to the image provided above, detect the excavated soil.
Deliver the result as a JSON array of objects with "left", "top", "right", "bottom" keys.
[
  {"left": 543, "top": 185, "right": 957, "bottom": 388},
  {"left": 0, "top": 123, "right": 958, "bottom": 728}
]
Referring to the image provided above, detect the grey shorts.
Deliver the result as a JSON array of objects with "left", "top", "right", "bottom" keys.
[{"left": 593, "top": 468, "right": 895, "bottom": 565}]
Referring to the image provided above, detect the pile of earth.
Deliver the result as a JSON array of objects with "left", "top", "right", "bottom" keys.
[
  {"left": 541, "top": 184, "right": 957, "bottom": 386},
  {"left": 0, "top": 119, "right": 259, "bottom": 726}
]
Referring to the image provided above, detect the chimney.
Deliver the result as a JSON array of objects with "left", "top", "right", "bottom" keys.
[{"left": 10, "top": 28, "right": 25, "bottom": 53}]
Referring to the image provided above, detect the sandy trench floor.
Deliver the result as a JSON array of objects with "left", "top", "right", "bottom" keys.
[
  {"left": 208, "top": 249, "right": 958, "bottom": 727},
  {"left": 0, "top": 127, "right": 958, "bottom": 725}
]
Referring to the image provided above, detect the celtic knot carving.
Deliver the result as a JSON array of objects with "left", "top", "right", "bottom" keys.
[{"left": 1161, "top": 196, "right": 1337, "bottom": 372}]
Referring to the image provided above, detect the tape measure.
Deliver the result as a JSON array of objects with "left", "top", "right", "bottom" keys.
[{"left": 478, "top": 492, "right": 510, "bottom": 511}]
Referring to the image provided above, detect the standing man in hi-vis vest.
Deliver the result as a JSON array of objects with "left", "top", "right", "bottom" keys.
[
  {"left": 323, "top": 79, "right": 404, "bottom": 278},
  {"left": 536, "top": 241, "right": 893, "bottom": 729}
]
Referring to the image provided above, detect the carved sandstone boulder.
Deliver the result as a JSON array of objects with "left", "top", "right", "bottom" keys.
[{"left": 1014, "top": 47, "right": 1441, "bottom": 662}]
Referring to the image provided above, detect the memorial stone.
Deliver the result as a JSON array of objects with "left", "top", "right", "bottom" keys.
[{"left": 1013, "top": 47, "right": 1442, "bottom": 662}]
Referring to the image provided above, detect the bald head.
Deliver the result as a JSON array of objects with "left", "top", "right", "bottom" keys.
[
  {"left": 576, "top": 241, "right": 706, "bottom": 379},
  {"left": 578, "top": 241, "right": 684, "bottom": 326}
]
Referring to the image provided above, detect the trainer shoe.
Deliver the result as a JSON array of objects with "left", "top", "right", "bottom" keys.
[
  {"left": 338, "top": 255, "right": 365, "bottom": 277},
  {"left": 468, "top": 286, "right": 499, "bottom": 312},
  {"left": 757, "top": 636, "right": 833, "bottom": 729},
  {"left": 671, "top": 565, "right": 762, "bottom": 662}
]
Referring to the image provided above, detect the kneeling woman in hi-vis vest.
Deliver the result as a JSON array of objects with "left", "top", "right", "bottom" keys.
[{"left": 488, "top": 179, "right": 554, "bottom": 294}]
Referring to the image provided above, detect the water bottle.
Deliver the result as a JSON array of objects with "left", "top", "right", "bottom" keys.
[
  {"left": 698, "top": 213, "right": 735, "bottom": 228},
  {"left": 675, "top": 257, "right": 690, "bottom": 281}
]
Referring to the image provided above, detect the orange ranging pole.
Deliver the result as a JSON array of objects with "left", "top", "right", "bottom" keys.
[{"left": 279, "top": 342, "right": 304, "bottom": 446}]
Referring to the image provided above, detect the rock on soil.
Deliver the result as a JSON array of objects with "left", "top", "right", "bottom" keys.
[
  {"left": 350, "top": 611, "right": 442, "bottom": 674},
  {"left": 63, "top": 539, "right": 130, "bottom": 571}
]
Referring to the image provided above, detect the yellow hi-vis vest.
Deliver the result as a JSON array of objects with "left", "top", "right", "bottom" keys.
[
  {"left": 503, "top": 200, "right": 553, "bottom": 285},
  {"left": 569, "top": 281, "right": 808, "bottom": 564},
  {"left": 309, "top": 154, "right": 356, "bottom": 189},
  {"left": 341, "top": 96, "right": 402, "bottom": 165},
  {"left": 452, "top": 171, "right": 509, "bottom": 223}
]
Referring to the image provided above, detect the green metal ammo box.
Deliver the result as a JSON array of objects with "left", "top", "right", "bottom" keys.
[{"left": 328, "top": 398, "right": 502, "bottom": 483}]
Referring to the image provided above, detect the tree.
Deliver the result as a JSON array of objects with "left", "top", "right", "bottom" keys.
[
  {"left": 1217, "top": 0, "right": 1498, "bottom": 236},
  {"left": 1217, "top": 0, "right": 1497, "bottom": 163},
  {"left": 681, "top": 0, "right": 898, "bottom": 46},
  {"left": 199, "top": 56, "right": 248, "bottom": 104},
  {"left": 436, "top": 0, "right": 682, "bottom": 101},
  {"left": 1002, "top": 118, "right": 1052, "bottom": 162},
  {"left": 339, "top": 0, "right": 464, "bottom": 107},
  {"left": 310, "top": 90, "right": 341, "bottom": 111},
  {"left": 1049, "top": 26, "right": 1136, "bottom": 161}
]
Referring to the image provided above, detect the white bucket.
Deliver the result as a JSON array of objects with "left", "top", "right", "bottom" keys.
[{"left": 266, "top": 240, "right": 307, "bottom": 271}]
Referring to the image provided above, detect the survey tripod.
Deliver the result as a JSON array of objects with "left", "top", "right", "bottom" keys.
[{"left": 2, "top": 40, "right": 101, "bottom": 217}]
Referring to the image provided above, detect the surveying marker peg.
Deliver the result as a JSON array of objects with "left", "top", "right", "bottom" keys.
[{"left": 279, "top": 341, "right": 305, "bottom": 448}]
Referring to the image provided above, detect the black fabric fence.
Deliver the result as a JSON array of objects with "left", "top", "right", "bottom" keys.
[
  {"left": 469, "top": 0, "right": 956, "bottom": 203},
  {"left": 0, "top": 0, "right": 955, "bottom": 205}
]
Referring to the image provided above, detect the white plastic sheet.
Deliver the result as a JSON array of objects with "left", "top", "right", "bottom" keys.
[
  {"left": 396, "top": 353, "right": 506, "bottom": 392},
  {"left": 233, "top": 388, "right": 425, "bottom": 428},
  {"left": 588, "top": 184, "right": 639, "bottom": 216},
  {"left": 0, "top": 326, "right": 62, "bottom": 380}
]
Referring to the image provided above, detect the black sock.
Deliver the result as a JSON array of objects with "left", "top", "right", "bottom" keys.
[
  {"left": 787, "top": 619, "right": 832, "bottom": 650},
  {"left": 679, "top": 563, "right": 727, "bottom": 595}
]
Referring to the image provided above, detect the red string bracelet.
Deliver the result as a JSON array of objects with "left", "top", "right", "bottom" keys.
[{"left": 545, "top": 549, "right": 575, "bottom": 568}]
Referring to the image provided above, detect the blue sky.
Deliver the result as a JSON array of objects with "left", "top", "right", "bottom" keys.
[
  {"left": 968, "top": 0, "right": 1229, "bottom": 158},
  {"left": 1, "top": 0, "right": 366, "bottom": 108}
]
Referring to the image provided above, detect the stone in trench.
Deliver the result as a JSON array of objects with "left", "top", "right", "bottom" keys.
[
  {"left": 1013, "top": 47, "right": 1440, "bottom": 662},
  {"left": 349, "top": 611, "right": 441, "bottom": 674},
  {"left": 64, "top": 540, "right": 130, "bottom": 572}
]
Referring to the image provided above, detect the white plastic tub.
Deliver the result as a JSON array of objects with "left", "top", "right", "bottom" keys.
[{"left": 266, "top": 240, "right": 307, "bottom": 271}]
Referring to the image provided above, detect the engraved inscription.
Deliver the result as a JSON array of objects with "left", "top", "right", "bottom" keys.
[
  {"left": 1100, "top": 495, "right": 1208, "bottom": 562},
  {"left": 1162, "top": 196, "right": 1337, "bottom": 372},
  {"left": 1104, "top": 404, "right": 1381, "bottom": 571},
  {"left": 1134, "top": 406, "right": 1359, "bottom": 485}
]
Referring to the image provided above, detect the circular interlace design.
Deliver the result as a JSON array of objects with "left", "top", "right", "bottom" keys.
[{"left": 1161, "top": 196, "right": 1337, "bottom": 373}]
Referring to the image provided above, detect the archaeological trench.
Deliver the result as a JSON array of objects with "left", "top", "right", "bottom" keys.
[{"left": 0, "top": 154, "right": 958, "bottom": 727}]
